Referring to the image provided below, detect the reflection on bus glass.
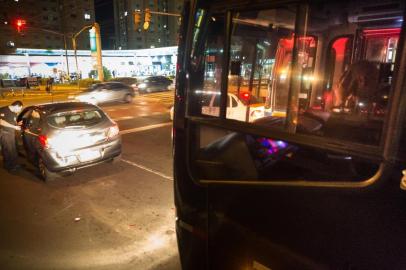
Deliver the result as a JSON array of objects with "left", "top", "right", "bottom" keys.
[{"left": 188, "top": 1, "right": 403, "bottom": 146}]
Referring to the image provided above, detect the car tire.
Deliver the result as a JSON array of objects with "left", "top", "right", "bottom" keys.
[
  {"left": 124, "top": 94, "right": 133, "bottom": 103},
  {"left": 38, "top": 157, "right": 58, "bottom": 182}
]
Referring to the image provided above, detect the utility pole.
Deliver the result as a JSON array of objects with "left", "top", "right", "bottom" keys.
[
  {"left": 72, "top": 22, "right": 104, "bottom": 89},
  {"left": 14, "top": 25, "right": 71, "bottom": 79},
  {"left": 93, "top": 23, "right": 104, "bottom": 82}
]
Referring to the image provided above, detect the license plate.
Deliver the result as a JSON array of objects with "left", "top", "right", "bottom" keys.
[{"left": 79, "top": 150, "right": 101, "bottom": 162}]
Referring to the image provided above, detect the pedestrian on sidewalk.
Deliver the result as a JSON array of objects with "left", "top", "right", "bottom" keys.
[
  {"left": 0, "top": 100, "right": 23, "bottom": 173},
  {"left": 46, "top": 77, "right": 54, "bottom": 94}
]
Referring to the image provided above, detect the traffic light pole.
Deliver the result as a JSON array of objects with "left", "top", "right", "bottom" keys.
[
  {"left": 24, "top": 26, "right": 70, "bottom": 80},
  {"left": 93, "top": 23, "right": 104, "bottom": 82},
  {"left": 133, "top": 9, "right": 180, "bottom": 30},
  {"left": 71, "top": 23, "right": 104, "bottom": 89},
  {"left": 147, "top": 10, "right": 181, "bottom": 17}
]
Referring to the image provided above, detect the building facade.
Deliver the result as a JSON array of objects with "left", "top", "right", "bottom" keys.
[
  {"left": 0, "top": 0, "right": 95, "bottom": 54},
  {"left": 0, "top": 46, "right": 178, "bottom": 79},
  {"left": 113, "top": 0, "right": 183, "bottom": 50}
]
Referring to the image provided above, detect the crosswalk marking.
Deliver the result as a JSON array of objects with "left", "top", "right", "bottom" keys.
[
  {"left": 119, "top": 122, "right": 172, "bottom": 135},
  {"left": 137, "top": 91, "right": 174, "bottom": 105}
]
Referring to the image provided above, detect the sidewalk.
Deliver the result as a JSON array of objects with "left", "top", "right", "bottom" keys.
[{"left": 0, "top": 85, "right": 82, "bottom": 99}]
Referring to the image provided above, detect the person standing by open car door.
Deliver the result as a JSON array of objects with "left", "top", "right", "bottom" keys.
[{"left": 0, "top": 101, "right": 23, "bottom": 173}]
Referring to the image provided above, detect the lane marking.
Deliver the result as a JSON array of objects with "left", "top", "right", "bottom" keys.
[
  {"left": 112, "top": 116, "right": 135, "bottom": 121},
  {"left": 119, "top": 122, "right": 172, "bottom": 135},
  {"left": 121, "top": 158, "right": 173, "bottom": 181}
]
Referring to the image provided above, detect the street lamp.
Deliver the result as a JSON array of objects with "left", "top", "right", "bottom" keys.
[{"left": 71, "top": 22, "right": 104, "bottom": 89}]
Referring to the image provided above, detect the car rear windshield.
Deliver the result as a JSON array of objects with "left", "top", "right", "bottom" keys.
[{"left": 47, "top": 109, "right": 104, "bottom": 128}]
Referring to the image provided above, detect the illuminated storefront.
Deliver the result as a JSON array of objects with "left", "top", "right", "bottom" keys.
[{"left": 0, "top": 46, "right": 178, "bottom": 79}]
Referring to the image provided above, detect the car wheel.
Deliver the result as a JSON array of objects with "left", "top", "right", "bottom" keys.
[
  {"left": 38, "top": 157, "right": 58, "bottom": 182},
  {"left": 124, "top": 94, "right": 133, "bottom": 103}
]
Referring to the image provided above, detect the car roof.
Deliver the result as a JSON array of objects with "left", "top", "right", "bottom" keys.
[{"left": 31, "top": 102, "right": 100, "bottom": 114}]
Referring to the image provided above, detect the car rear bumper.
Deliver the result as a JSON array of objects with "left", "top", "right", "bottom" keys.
[{"left": 41, "top": 137, "right": 122, "bottom": 173}]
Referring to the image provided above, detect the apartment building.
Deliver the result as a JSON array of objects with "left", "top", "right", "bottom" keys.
[
  {"left": 113, "top": 0, "right": 183, "bottom": 50},
  {"left": 0, "top": 0, "right": 95, "bottom": 53}
]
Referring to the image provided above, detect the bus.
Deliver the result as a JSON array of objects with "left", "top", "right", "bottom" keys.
[{"left": 173, "top": 0, "right": 406, "bottom": 269}]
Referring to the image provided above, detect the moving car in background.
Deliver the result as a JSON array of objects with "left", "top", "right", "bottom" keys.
[
  {"left": 17, "top": 102, "right": 121, "bottom": 181},
  {"left": 200, "top": 91, "right": 265, "bottom": 122},
  {"left": 108, "top": 77, "right": 138, "bottom": 90},
  {"left": 136, "top": 76, "right": 173, "bottom": 93},
  {"left": 75, "top": 82, "right": 135, "bottom": 105}
]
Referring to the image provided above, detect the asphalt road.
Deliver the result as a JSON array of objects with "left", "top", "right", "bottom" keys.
[{"left": 0, "top": 91, "right": 180, "bottom": 270}]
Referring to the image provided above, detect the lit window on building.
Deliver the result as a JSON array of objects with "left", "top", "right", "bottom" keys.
[
  {"left": 124, "top": 11, "right": 128, "bottom": 16},
  {"left": 84, "top": 13, "right": 91, "bottom": 20}
]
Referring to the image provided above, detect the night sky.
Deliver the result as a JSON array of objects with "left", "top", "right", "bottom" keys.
[{"left": 94, "top": 0, "right": 115, "bottom": 49}]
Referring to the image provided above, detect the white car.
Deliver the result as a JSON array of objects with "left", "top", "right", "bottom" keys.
[{"left": 201, "top": 92, "right": 265, "bottom": 122}]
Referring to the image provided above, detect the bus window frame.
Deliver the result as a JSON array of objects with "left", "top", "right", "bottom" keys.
[{"left": 183, "top": 2, "right": 406, "bottom": 188}]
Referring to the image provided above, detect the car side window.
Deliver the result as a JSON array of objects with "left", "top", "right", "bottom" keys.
[
  {"left": 21, "top": 109, "right": 32, "bottom": 127},
  {"left": 30, "top": 110, "right": 41, "bottom": 129},
  {"left": 231, "top": 97, "right": 238, "bottom": 108},
  {"left": 113, "top": 83, "right": 125, "bottom": 90}
]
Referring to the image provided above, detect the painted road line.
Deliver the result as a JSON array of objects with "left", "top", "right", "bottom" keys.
[
  {"left": 119, "top": 122, "right": 172, "bottom": 135},
  {"left": 121, "top": 158, "right": 173, "bottom": 181},
  {"left": 112, "top": 116, "right": 135, "bottom": 121}
]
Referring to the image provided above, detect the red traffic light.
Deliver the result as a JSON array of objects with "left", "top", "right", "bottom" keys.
[{"left": 15, "top": 19, "right": 26, "bottom": 32}]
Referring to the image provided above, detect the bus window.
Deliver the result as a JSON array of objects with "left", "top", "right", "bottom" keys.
[
  {"left": 194, "top": 124, "right": 380, "bottom": 181},
  {"left": 226, "top": 7, "right": 298, "bottom": 122},
  {"left": 189, "top": 11, "right": 225, "bottom": 117},
  {"left": 188, "top": 1, "right": 405, "bottom": 184},
  {"left": 324, "top": 36, "right": 353, "bottom": 110},
  {"left": 290, "top": 4, "right": 404, "bottom": 146}
]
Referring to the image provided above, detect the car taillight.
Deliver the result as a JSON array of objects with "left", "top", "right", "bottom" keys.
[
  {"left": 38, "top": 135, "right": 49, "bottom": 148},
  {"left": 107, "top": 124, "right": 119, "bottom": 139}
]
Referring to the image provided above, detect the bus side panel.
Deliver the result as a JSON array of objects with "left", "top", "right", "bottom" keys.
[
  {"left": 207, "top": 171, "right": 406, "bottom": 270},
  {"left": 174, "top": 129, "right": 209, "bottom": 270}
]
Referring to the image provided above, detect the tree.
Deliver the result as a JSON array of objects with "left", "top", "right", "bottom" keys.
[{"left": 88, "top": 66, "right": 112, "bottom": 80}]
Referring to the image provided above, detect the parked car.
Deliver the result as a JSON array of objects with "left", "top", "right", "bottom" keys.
[
  {"left": 200, "top": 92, "right": 265, "bottom": 122},
  {"left": 17, "top": 102, "right": 122, "bottom": 181},
  {"left": 75, "top": 82, "right": 135, "bottom": 105},
  {"left": 109, "top": 77, "right": 138, "bottom": 90},
  {"left": 136, "top": 76, "right": 173, "bottom": 93}
]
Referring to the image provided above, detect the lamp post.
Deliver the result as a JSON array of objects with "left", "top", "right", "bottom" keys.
[{"left": 72, "top": 23, "right": 104, "bottom": 90}]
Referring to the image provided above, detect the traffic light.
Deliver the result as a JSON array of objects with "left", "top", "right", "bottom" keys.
[
  {"left": 144, "top": 8, "right": 151, "bottom": 30},
  {"left": 15, "top": 19, "right": 26, "bottom": 33},
  {"left": 134, "top": 11, "right": 141, "bottom": 29}
]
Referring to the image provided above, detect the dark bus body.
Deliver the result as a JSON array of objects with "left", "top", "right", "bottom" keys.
[{"left": 173, "top": 0, "right": 406, "bottom": 269}]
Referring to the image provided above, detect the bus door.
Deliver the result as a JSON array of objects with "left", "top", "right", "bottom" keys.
[{"left": 179, "top": 0, "right": 406, "bottom": 269}]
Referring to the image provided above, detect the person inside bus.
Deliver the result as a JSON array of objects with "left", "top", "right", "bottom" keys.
[{"left": 332, "top": 60, "right": 380, "bottom": 114}]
